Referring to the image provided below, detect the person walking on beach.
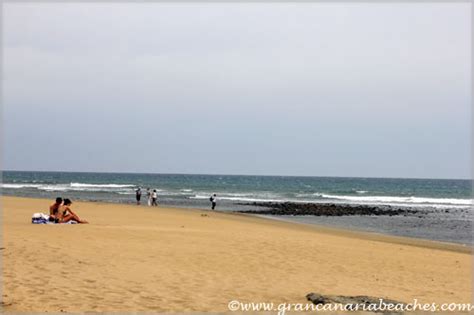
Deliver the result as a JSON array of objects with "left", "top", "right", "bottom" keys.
[
  {"left": 135, "top": 187, "right": 142, "bottom": 205},
  {"left": 146, "top": 188, "right": 152, "bottom": 207},
  {"left": 151, "top": 189, "right": 158, "bottom": 206},
  {"left": 210, "top": 193, "right": 217, "bottom": 210}
]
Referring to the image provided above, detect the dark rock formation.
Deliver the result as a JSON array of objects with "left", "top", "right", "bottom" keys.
[
  {"left": 236, "top": 202, "right": 419, "bottom": 216},
  {"left": 306, "top": 292, "right": 406, "bottom": 314}
]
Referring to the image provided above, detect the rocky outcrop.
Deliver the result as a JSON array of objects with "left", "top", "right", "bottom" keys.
[
  {"left": 306, "top": 292, "right": 406, "bottom": 314},
  {"left": 236, "top": 202, "right": 418, "bottom": 216}
]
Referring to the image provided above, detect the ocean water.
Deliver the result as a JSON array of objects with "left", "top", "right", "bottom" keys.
[{"left": 2, "top": 171, "right": 472, "bottom": 244}]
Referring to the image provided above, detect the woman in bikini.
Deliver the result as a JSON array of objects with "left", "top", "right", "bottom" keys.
[{"left": 58, "top": 199, "right": 88, "bottom": 224}]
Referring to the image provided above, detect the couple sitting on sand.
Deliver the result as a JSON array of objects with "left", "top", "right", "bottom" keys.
[{"left": 49, "top": 197, "right": 88, "bottom": 224}]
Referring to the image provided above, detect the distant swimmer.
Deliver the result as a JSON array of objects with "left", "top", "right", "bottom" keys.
[
  {"left": 135, "top": 187, "right": 142, "bottom": 205},
  {"left": 210, "top": 193, "right": 217, "bottom": 210}
]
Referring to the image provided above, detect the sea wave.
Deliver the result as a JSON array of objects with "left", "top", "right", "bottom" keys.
[
  {"left": 319, "top": 194, "right": 472, "bottom": 206},
  {"left": 2, "top": 182, "right": 471, "bottom": 209},
  {"left": 40, "top": 185, "right": 70, "bottom": 192},
  {"left": 295, "top": 193, "right": 323, "bottom": 198},
  {"left": 1, "top": 182, "right": 136, "bottom": 192},
  {"left": 189, "top": 194, "right": 282, "bottom": 203},
  {"left": 186, "top": 191, "right": 472, "bottom": 209},
  {"left": 70, "top": 183, "right": 135, "bottom": 188},
  {"left": 2, "top": 183, "right": 43, "bottom": 189}
]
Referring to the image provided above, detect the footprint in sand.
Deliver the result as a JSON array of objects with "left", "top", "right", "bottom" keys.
[
  {"left": 128, "top": 288, "right": 142, "bottom": 294},
  {"left": 83, "top": 279, "right": 96, "bottom": 284}
]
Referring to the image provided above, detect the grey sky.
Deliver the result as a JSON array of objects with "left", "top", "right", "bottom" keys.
[{"left": 3, "top": 3, "right": 471, "bottom": 179}]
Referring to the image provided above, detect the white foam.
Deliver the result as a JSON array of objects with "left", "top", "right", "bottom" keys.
[
  {"left": 222, "top": 193, "right": 259, "bottom": 197},
  {"left": 190, "top": 194, "right": 212, "bottom": 199},
  {"left": 40, "top": 185, "right": 70, "bottom": 192},
  {"left": 3, "top": 182, "right": 137, "bottom": 192},
  {"left": 70, "top": 183, "right": 135, "bottom": 188},
  {"left": 188, "top": 192, "right": 472, "bottom": 210},
  {"left": 189, "top": 194, "right": 282, "bottom": 203},
  {"left": 320, "top": 194, "right": 472, "bottom": 206},
  {"left": 2, "top": 183, "right": 42, "bottom": 189},
  {"left": 295, "top": 193, "right": 323, "bottom": 198}
]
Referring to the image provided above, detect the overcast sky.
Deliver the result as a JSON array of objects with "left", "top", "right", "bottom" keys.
[{"left": 3, "top": 3, "right": 471, "bottom": 179}]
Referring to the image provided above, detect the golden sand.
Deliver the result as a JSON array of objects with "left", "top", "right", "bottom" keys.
[{"left": 2, "top": 196, "right": 472, "bottom": 312}]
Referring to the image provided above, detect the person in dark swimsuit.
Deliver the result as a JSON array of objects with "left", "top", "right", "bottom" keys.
[
  {"left": 210, "top": 194, "right": 217, "bottom": 210},
  {"left": 58, "top": 199, "right": 88, "bottom": 224},
  {"left": 135, "top": 188, "right": 142, "bottom": 205}
]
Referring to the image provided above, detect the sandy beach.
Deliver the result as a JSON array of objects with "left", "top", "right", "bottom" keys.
[{"left": 2, "top": 196, "right": 472, "bottom": 313}]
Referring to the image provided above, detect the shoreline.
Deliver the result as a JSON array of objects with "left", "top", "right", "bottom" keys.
[
  {"left": 245, "top": 213, "right": 472, "bottom": 254},
  {"left": 3, "top": 195, "right": 471, "bottom": 252},
  {"left": 2, "top": 195, "right": 472, "bottom": 312}
]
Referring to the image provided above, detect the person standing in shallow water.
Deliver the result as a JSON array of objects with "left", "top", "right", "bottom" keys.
[
  {"left": 210, "top": 194, "right": 217, "bottom": 210},
  {"left": 135, "top": 187, "right": 142, "bottom": 205},
  {"left": 151, "top": 189, "right": 158, "bottom": 206},
  {"left": 146, "top": 188, "right": 152, "bottom": 207}
]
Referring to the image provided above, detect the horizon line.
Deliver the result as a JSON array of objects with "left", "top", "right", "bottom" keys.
[{"left": 1, "top": 168, "right": 471, "bottom": 181}]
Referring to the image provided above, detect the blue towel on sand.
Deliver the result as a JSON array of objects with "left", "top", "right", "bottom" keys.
[{"left": 31, "top": 213, "right": 77, "bottom": 224}]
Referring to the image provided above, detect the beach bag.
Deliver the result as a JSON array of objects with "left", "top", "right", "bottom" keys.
[{"left": 32, "top": 213, "right": 49, "bottom": 224}]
